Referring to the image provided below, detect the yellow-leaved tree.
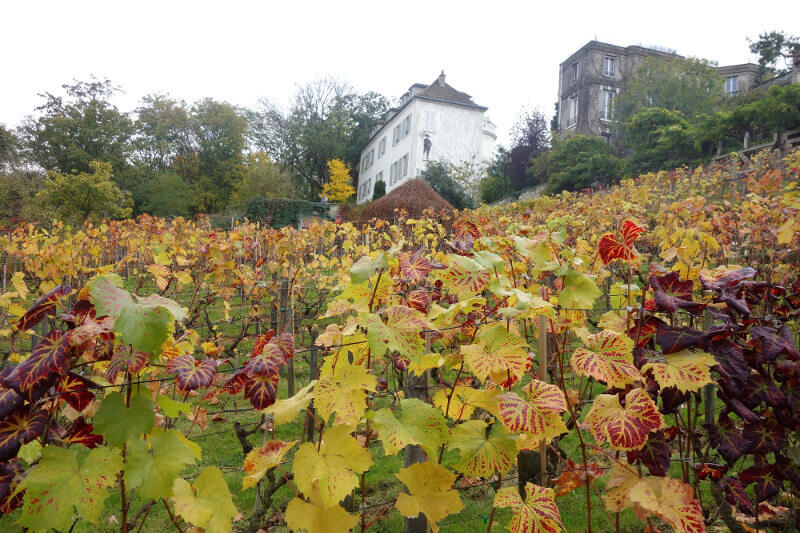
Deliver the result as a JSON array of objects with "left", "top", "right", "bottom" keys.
[{"left": 321, "top": 159, "right": 355, "bottom": 202}]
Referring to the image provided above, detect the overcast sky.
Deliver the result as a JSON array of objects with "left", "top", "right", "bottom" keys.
[{"left": 2, "top": 0, "right": 798, "bottom": 146}]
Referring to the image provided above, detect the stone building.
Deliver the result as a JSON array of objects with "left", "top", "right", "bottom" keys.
[
  {"left": 356, "top": 72, "right": 496, "bottom": 204},
  {"left": 554, "top": 41, "right": 761, "bottom": 139}
]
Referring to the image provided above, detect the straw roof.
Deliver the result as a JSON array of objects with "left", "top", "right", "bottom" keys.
[{"left": 360, "top": 179, "right": 454, "bottom": 221}]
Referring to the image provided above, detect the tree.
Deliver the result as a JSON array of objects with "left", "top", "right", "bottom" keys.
[
  {"left": 140, "top": 171, "right": 194, "bottom": 218},
  {"left": 231, "top": 151, "right": 295, "bottom": 210},
  {"left": 0, "top": 124, "right": 20, "bottom": 172},
  {"left": 21, "top": 79, "right": 134, "bottom": 175},
  {"left": 35, "top": 161, "right": 133, "bottom": 224},
  {"left": 372, "top": 179, "right": 386, "bottom": 201},
  {"left": 321, "top": 159, "right": 355, "bottom": 202},
  {"left": 132, "top": 94, "right": 194, "bottom": 173},
  {"left": 420, "top": 160, "right": 474, "bottom": 209},
  {"left": 749, "top": 31, "right": 800, "bottom": 82},
  {"left": 623, "top": 108, "right": 698, "bottom": 175},
  {"left": 188, "top": 98, "right": 248, "bottom": 212},
  {"left": 479, "top": 148, "right": 514, "bottom": 204},
  {"left": 614, "top": 57, "right": 724, "bottom": 127},
  {"left": 249, "top": 78, "right": 388, "bottom": 199},
  {"left": 546, "top": 135, "right": 622, "bottom": 194},
  {"left": 507, "top": 110, "right": 550, "bottom": 190}
]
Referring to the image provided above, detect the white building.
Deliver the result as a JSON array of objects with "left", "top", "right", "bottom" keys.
[{"left": 356, "top": 72, "right": 496, "bottom": 204}]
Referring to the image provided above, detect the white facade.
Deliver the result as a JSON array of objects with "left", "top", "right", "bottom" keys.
[{"left": 356, "top": 74, "right": 496, "bottom": 204}]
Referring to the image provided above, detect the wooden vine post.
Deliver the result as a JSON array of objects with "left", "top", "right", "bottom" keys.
[
  {"left": 279, "top": 277, "right": 296, "bottom": 397},
  {"left": 402, "top": 333, "right": 430, "bottom": 533},
  {"left": 305, "top": 327, "right": 319, "bottom": 442},
  {"left": 518, "top": 314, "right": 550, "bottom": 496}
]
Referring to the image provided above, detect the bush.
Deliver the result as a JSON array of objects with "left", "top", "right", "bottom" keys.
[
  {"left": 420, "top": 160, "right": 474, "bottom": 209},
  {"left": 623, "top": 108, "right": 698, "bottom": 176},
  {"left": 245, "top": 196, "right": 330, "bottom": 228},
  {"left": 141, "top": 171, "right": 195, "bottom": 218},
  {"left": 479, "top": 172, "right": 514, "bottom": 204},
  {"left": 372, "top": 180, "right": 385, "bottom": 201},
  {"left": 546, "top": 136, "right": 622, "bottom": 194}
]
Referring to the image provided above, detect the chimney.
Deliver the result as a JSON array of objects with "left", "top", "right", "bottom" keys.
[{"left": 437, "top": 70, "right": 446, "bottom": 86}]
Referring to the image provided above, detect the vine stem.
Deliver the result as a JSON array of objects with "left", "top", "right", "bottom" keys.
[
  {"left": 161, "top": 498, "right": 185, "bottom": 533},
  {"left": 485, "top": 472, "right": 501, "bottom": 533}
]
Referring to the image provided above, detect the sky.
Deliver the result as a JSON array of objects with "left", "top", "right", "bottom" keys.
[{"left": 2, "top": 0, "right": 799, "bottom": 146}]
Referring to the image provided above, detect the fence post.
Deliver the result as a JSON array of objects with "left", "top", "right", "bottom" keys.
[
  {"left": 703, "top": 316, "right": 715, "bottom": 425},
  {"left": 305, "top": 328, "right": 319, "bottom": 442},
  {"left": 519, "top": 315, "right": 550, "bottom": 496},
  {"left": 402, "top": 333, "right": 430, "bottom": 533},
  {"left": 279, "top": 278, "right": 295, "bottom": 397}
]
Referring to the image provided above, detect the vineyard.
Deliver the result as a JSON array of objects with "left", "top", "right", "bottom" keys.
[{"left": 0, "top": 149, "right": 799, "bottom": 533}]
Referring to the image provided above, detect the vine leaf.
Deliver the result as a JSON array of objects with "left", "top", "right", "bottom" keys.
[
  {"left": 361, "top": 306, "right": 431, "bottom": 359},
  {"left": 552, "top": 458, "right": 604, "bottom": 497},
  {"left": 648, "top": 271, "right": 705, "bottom": 315},
  {"left": 56, "top": 372, "right": 97, "bottom": 411},
  {"left": 585, "top": 389, "right": 663, "bottom": 451},
  {"left": 242, "top": 439, "right": 297, "bottom": 490},
  {"left": 398, "top": 251, "right": 434, "bottom": 284},
  {"left": 395, "top": 462, "right": 464, "bottom": 532},
  {"left": 263, "top": 381, "right": 316, "bottom": 424},
  {"left": 92, "top": 391, "right": 155, "bottom": 447},
  {"left": 314, "top": 359, "right": 375, "bottom": 425},
  {"left": 432, "top": 383, "right": 499, "bottom": 421},
  {"left": 125, "top": 429, "right": 197, "bottom": 499},
  {"left": 243, "top": 369, "right": 280, "bottom": 410},
  {"left": 706, "top": 412, "right": 754, "bottom": 464},
  {"left": 18, "top": 330, "right": 71, "bottom": 391},
  {"left": 156, "top": 394, "right": 191, "bottom": 418},
  {"left": 494, "top": 482, "right": 563, "bottom": 533},
  {"left": 167, "top": 355, "right": 217, "bottom": 392},
  {"left": 641, "top": 349, "right": 717, "bottom": 393},
  {"left": 59, "top": 417, "right": 103, "bottom": 448},
  {"left": 597, "top": 219, "right": 644, "bottom": 265},
  {"left": 0, "top": 461, "right": 24, "bottom": 514},
  {"left": 627, "top": 430, "right": 671, "bottom": 476},
  {"left": 721, "top": 476, "right": 754, "bottom": 515},
  {"left": 497, "top": 379, "right": 567, "bottom": 445},
  {"left": 171, "top": 466, "right": 238, "bottom": 533},
  {"left": 16, "top": 284, "right": 71, "bottom": 332},
  {"left": 350, "top": 252, "right": 388, "bottom": 284},
  {"left": 106, "top": 344, "right": 148, "bottom": 382},
  {"left": 461, "top": 325, "right": 530, "bottom": 386},
  {"left": 570, "top": 330, "right": 641, "bottom": 388},
  {"left": 285, "top": 497, "right": 358, "bottom": 533},
  {"left": 18, "top": 444, "right": 123, "bottom": 530},
  {"left": 437, "top": 254, "right": 491, "bottom": 299},
  {"left": 0, "top": 406, "right": 48, "bottom": 462},
  {"left": 448, "top": 420, "right": 517, "bottom": 477},
  {"left": 293, "top": 425, "right": 373, "bottom": 507},
  {"left": 88, "top": 273, "right": 186, "bottom": 355},
  {"left": 629, "top": 476, "right": 705, "bottom": 533},
  {"left": 558, "top": 270, "right": 602, "bottom": 309},
  {"left": 369, "top": 398, "right": 449, "bottom": 457}
]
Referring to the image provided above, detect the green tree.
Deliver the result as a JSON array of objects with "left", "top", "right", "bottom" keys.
[
  {"left": 140, "top": 171, "right": 195, "bottom": 218},
  {"left": 623, "top": 108, "right": 698, "bottom": 175},
  {"left": 249, "top": 78, "right": 388, "bottom": 199},
  {"left": 372, "top": 179, "right": 386, "bottom": 201},
  {"left": 21, "top": 79, "right": 134, "bottom": 175},
  {"left": 749, "top": 31, "right": 800, "bottom": 82},
  {"left": 419, "top": 160, "right": 474, "bottom": 209},
  {"left": 546, "top": 135, "right": 622, "bottom": 194},
  {"left": 479, "top": 148, "right": 514, "bottom": 204},
  {"left": 35, "top": 161, "right": 133, "bottom": 224},
  {"left": 189, "top": 98, "right": 248, "bottom": 211},
  {"left": 133, "top": 94, "right": 194, "bottom": 172},
  {"left": 0, "top": 124, "right": 20, "bottom": 172},
  {"left": 507, "top": 109, "right": 550, "bottom": 190},
  {"left": 231, "top": 151, "right": 294, "bottom": 210},
  {"left": 615, "top": 57, "right": 725, "bottom": 126}
]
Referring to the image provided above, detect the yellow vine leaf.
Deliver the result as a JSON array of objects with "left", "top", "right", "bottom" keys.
[
  {"left": 315, "top": 358, "right": 375, "bottom": 425},
  {"left": 285, "top": 497, "right": 358, "bottom": 533},
  {"left": 641, "top": 350, "right": 717, "bottom": 393},
  {"left": 292, "top": 425, "right": 372, "bottom": 507},
  {"left": 241, "top": 440, "right": 297, "bottom": 490},
  {"left": 395, "top": 462, "right": 464, "bottom": 532},
  {"left": 263, "top": 381, "right": 316, "bottom": 424}
]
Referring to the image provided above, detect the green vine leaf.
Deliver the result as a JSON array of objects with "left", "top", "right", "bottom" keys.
[{"left": 92, "top": 391, "right": 155, "bottom": 448}]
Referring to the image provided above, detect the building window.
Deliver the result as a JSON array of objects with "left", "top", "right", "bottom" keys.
[
  {"left": 378, "top": 137, "right": 386, "bottom": 158},
  {"left": 567, "top": 96, "right": 578, "bottom": 127},
  {"left": 725, "top": 76, "right": 739, "bottom": 95},
  {"left": 604, "top": 57, "right": 615, "bottom": 77},
  {"left": 393, "top": 115, "right": 412, "bottom": 146},
  {"left": 424, "top": 110, "right": 437, "bottom": 131},
  {"left": 389, "top": 154, "right": 409, "bottom": 185},
  {"left": 602, "top": 90, "right": 614, "bottom": 120},
  {"left": 571, "top": 63, "right": 578, "bottom": 80}
]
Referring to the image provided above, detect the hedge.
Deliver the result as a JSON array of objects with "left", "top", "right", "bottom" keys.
[{"left": 245, "top": 197, "right": 331, "bottom": 228}]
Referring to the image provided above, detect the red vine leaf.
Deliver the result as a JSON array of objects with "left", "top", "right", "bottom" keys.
[
  {"left": 167, "top": 355, "right": 217, "bottom": 392},
  {"left": 17, "top": 330, "right": 71, "bottom": 391},
  {"left": 15, "top": 284, "right": 71, "bottom": 331}
]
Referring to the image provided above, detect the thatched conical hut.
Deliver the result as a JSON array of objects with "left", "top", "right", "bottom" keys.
[{"left": 360, "top": 179, "right": 454, "bottom": 221}]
